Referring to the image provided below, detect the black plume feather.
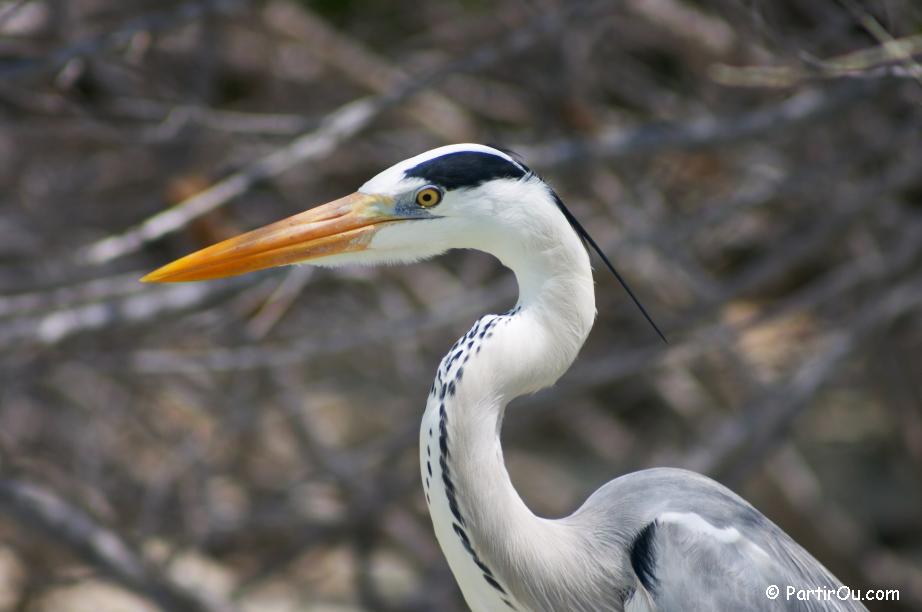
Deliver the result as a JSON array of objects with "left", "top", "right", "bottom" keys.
[
  {"left": 490, "top": 145, "right": 666, "bottom": 343},
  {"left": 550, "top": 190, "right": 667, "bottom": 344}
]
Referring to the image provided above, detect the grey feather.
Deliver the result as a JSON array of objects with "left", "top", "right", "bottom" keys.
[{"left": 551, "top": 468, "right": 866, "bottom": 611}]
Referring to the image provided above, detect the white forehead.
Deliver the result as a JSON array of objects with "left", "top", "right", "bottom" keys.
[{"left": 359, "top": 143, "right": 525, "bottom": 195}]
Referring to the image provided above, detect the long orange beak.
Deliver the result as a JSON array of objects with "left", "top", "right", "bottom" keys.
[{"left": 142, "top": 192, "right": 397, "bottom": 283}]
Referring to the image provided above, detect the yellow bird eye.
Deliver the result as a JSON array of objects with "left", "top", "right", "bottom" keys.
[{"left": 416, "top": 187, "right": 442, "bottom": 208}]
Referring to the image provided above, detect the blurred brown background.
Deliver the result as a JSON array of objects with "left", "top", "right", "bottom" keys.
[{"left": 1, "top": 0, "right": 921, "bottom": 610}]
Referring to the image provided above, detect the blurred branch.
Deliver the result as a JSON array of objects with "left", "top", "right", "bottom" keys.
[
  {"left": 125, "top": 276, "right": 515, "bottom": 373},
  {"left": 108, "top": 99, "right": 313, "bottom": 136},
  {"left": 522, "top": 207, "right": 922, "bottom": 415},
  {"left": 711, "top": 34, "right": 922, "bottom": 88},
  {"left": 79, "top": 3, "right": 577, "bottom": 266},
  {"left": 245, "top": 267, "right": 314, "bottom": 338},
  {"left": 687, "top": 273, "right": 922, "bottom": 482},
  {"left": 0, "top": 0, "right": 247, "bottom": 82},
  {"left": 0, "top": 0, "right": 28, "bottom": 29},
  {"left": 264, "top": 0, "right": 476, "bottom": 142},
  {"left": 0, "top": 276, "right": 249, "bottom": 345},
  {"left": 838, "top": 0, "right": 922, "bottom": 85},
  {"left": 2, "top": 2, "right": 920, "bottom": 609},
  {"left": 0, "top": 272, "right": 144, "bottom": 318},
  {"left": 79, "top": 96, "right": 381, "bottom": 265},
  {"left": 0, "top": 477, "right": 235, "bottom": 612},
  {"left": 522, "top": 82, "right": 872, "bottom": 166},
  {"left": 625, "top": 0, "right": 735, "bottom": 55}
]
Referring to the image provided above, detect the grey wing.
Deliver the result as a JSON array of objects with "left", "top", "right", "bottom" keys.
[
  {"left": 625, "top": 510, "right": 866, "bottom": 611},
  {"left": 577, "top": 468, "right": 868, "bottom": 612}
]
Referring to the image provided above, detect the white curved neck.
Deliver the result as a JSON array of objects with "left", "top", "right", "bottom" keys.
[{"left": 420, "top": 202, "right": 599, "bottom": 611}]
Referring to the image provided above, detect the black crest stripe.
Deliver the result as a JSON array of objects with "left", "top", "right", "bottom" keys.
[
  {"left": 416, "top": 146, "right": 665, "bottom": 342},
  {"left": 404, "top": 151, "right": 526, "bottom": 190}
]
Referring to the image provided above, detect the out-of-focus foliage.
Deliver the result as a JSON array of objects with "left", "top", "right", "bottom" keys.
[{"left": 1, "top": 0, "right": 921, "bottom": 610}]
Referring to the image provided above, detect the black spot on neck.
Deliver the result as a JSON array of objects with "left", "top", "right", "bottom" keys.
[
  {"left": 404, "top": 151, "right": 527, "bottom": 190},
  {"left": 630, "top": 521, "right": 659, "bottom": 594}
]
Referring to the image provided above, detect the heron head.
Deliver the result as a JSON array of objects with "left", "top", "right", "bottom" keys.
[
  {"left": 142, "top": 143, "right": 665, "bottom": 342},
  {"left": 141, "top": 144, "right": 553, "bottom": 282}
]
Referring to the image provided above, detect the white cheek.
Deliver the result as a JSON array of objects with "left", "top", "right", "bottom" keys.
[
  {"left": 368, "top": 221, "right": 453, "bottom": 259},
  {"left": 369, "top": 222, "right": 422, "bottom": 250}
]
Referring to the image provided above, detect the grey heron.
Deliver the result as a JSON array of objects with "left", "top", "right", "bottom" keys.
[{"left": 144, "top": 144, "right": 866, "bottom": 611}]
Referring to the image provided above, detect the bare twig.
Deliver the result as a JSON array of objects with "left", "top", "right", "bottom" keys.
[
  {"left": 0, "top": 0, "right": 247, "bottom": 82},
  {"left": 79, "top": 97, "right": 381, "bottom": 265},
  {"left": 686, "top": 275, "right": 922, "bottom": 482},
  {"left": 0, "top": 0, "right": 29, "bottom": 30},
  {"left": 0, "top": 272, "right": 145, "bottom": 319},
  {"left": 0, "top": 477, "right": 235, "bottom": 612},
  {"left": 0, "top": 276, "right": 249, "bottom": 345},
  {"left": 78, "top": 4, "right": 577, "bottom": 267},
  {"left": 711, "top": 34, "right": 922, "bottom": 87},
  {"left": 125, "top": 275, "right": 515, "bottom": 373},
  {"left": 837, "top": 0, "right": 922, "bottom": 86},
  {"left": 521, "top": 82, "right": 872, "bottom": 166},
  {"left": 264, "top": 0, "right": 476, "bottom": 142}
]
